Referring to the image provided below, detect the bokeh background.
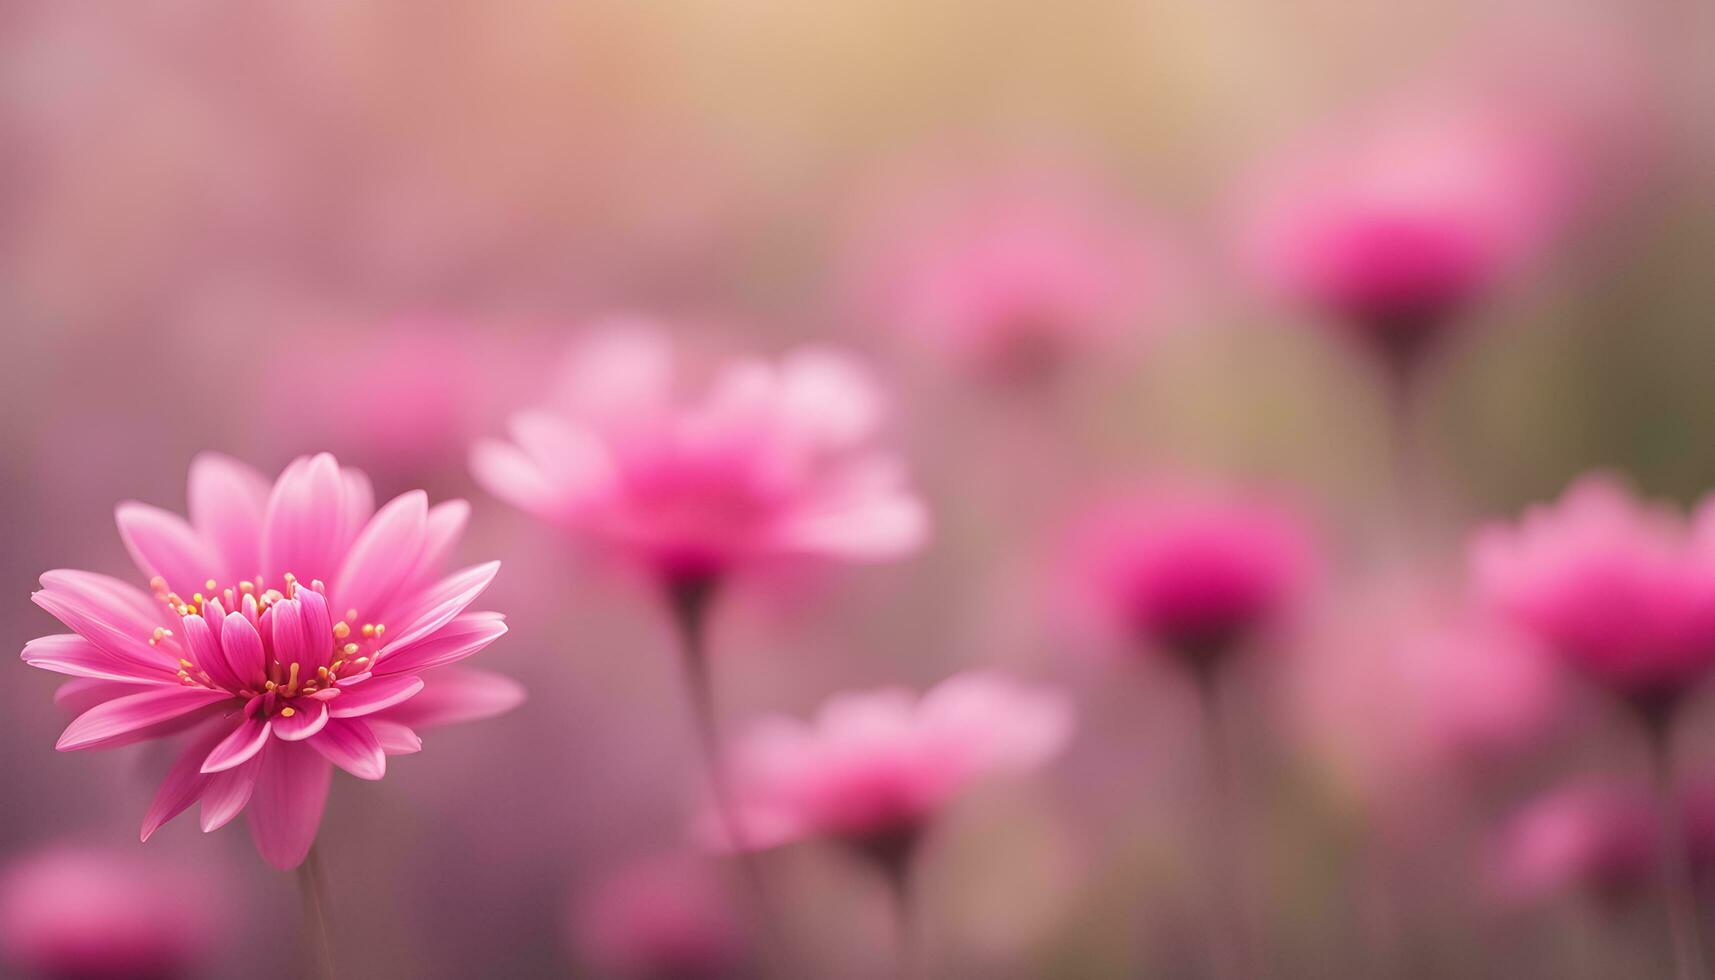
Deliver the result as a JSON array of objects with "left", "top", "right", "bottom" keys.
[{"left": 2, "top": 1, "right": 1714, "bottom": 977}]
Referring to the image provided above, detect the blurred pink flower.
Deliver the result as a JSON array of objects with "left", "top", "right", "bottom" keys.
[
  {"left": 1239, "top": 100, "right": 1573, "bottom": 371},
  {"left": 1398, "top": 614, "right": 1568, "bottom": 768},
  {"left": 1490, "top": 782, "right": 1659, "bottom": 906},
  {"left": 845, "top": 163, "right": 1170, "bottom": 383},
  {"left": 471, "top": 322, "right": 928, "bottom": 595},
  {"left": 712, "top": 672, "right": 1071, "bottom": 856},
  {"left": 570, "top": 854, "right": 748, "bottom": 980},
  {"left": 0, "top": 844, "right": 226, "bottom": 980},
  {"left": 1062, "top": 483, "right": 1315, "bottom": 669},
  {"left": 22, "top": 452, "right": 523, "bottom": 869},
  {"left": 1471, "top": 474, "right": 1715, "bottom": 715}
]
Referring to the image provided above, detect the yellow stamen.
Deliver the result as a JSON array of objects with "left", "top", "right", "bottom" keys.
[{"left": 280, "top": 707, "right": 296, "bottom": 717}]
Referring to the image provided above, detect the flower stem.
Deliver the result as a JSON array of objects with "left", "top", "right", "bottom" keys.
[
  {"left": 1644, "top": 713, "right": 1709, "bottom": 980},
  {"left": 1191, "top": 668, "right": 1252, "bottom": 980},
  {"left": 665, "top": 575, "right": 784, "bottom": 970},
  {"left": 296, "top": 845, "right": 336, "bottom": 980},
  {"left": 884, "top": 855, "right": 918, "bottom": 980}
]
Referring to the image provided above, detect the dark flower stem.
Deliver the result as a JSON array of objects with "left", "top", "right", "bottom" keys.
[
  {"left": 857, "top": 828, "right": 923, "bottom": 980},
  {"left": 296, "top": 845, "right": 336, "bottom": 980},
  {"left": 1642, "top": 709, "right": 1709, "bottom": 980},
  {"left": 1191, "top": 665, "right": 1251, "bottom": 980},
  {"left": 665, "top": 575, "right": 784, "bottom": 969}
]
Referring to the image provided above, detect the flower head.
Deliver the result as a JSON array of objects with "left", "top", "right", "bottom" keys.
[
  {"left": 22, "top": 452, "right": 523, "bottom": 869},
  {"left": 0, "top": 845, "right": 227, "bottom": 980},
  {"left": 1239, "top": 101, "right": 1571, "bottom": 367},
  {"left": 846, "top": 164, "right": 1167, "bottom": 382},
  {"left": 471, "top": 323, "right": 928, "bottom": 593},
  {"left": 712, "top": 672, "right": 1071, "bottom": 855},
  {"left": 1064, "top": 484, "right": 1315, "bottom": 667},
  {"left": 1471, "top": 474, "right": 1715, "bottom": 714}
]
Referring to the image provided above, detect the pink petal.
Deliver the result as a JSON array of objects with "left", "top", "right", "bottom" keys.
[
  {"left": 22, "top": 634, "right": 173, "bottom": 684},
  {"left": 333, "top": 491, "right": 427, "bottom": 625},
  {"left": 367, "top": 719, "right": 423, "bottom": 755},
  {"left": 57, "top": 686, "right": 233, "bottom": 751},
  {"left": 380, "top": 667, "right": 524, "bottom": 729},
  {"left": 339, "top": 466, "right": 376, "bottom": 549},
  {"left": 309, "top": 718, "right": 386, "bottom": 780},
  {"left": 115, "top": 502, "right": 224, "bottom": 597},
  {"left": 33, "top": 572, "right": 177, "bottom": 679},
  {"left": 187, "top": 452, "right": 270, "bottom": 584},
  {"left": 176, "top": 614, "right": 245, "bottom": 692},
  {"left": 328, "top": 675, "right": 424, "bottom": 718},
  {"left": 201, "top": 714, "right": 271, "bottom": 773},
  {"left": 293, "top": 588, "right": 334, "bottom": 672},
  {"left": 380, "top": 561, "right": 501, "bottom": 653},
  {"left": 199, "top": 754, "right": 261, "bottom": 832},
  {"left": 261, "top": 454, "right": 346, "bottom": 586},
  {"left": 508, "top": 412, "right": 614, "bottom": 501},
  {"left": 56, "top": 678, "right": 142, "bottom": 715},
  {"left": 470, "top": 440, "right": 561, "bottom": 519},
  {"left": 220, "top": 612, "right": 266, "bottom": 689},
  {"left": 271, "top": 699, "right": 330, "bottom": 741},
  {"left": 141, "top": 722, "right": 228, "bottom": 841},
  {"left": 411, "top": 500, "right": 470, "bottom": 585},
  {"left": 246, "top": 741, "right": 332, "bottom": 870},
  {"left": 777, "top": 347, "right": 884, "bottom": 451},
  {"left": 374, "top": 613, "right": 507, "bottom": 676}
]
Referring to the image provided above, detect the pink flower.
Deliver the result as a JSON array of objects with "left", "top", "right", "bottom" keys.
[
  {"left": 713, "top": 672, "right": 1071, "bottom": 855},
  {"left": 1490, "top": 782, "right": 1659, "bottom": 906},
  {"left": 1063, "top": 484, "right": 1315, "bottom": 667},
  {"left": 1239, "top": 100, "right": 1572, "bottom": 368},
  {"left": 1470, "top": 474, "right": 1715, "bottom": 714},
  {"left": 471, "top": 323, "right": 928, "bottom": 593},
  {"left": 846, "top": 165, "right": 1168, "bottom": 382},
  {"left": 22, "top": 452, "right": 523, "bottom": 869},
  {"left": 0, "top": 845, "right": 229, "bottom": 979},
  {"left": 569, "top": 854, "right": 748, "bottom": 980}
]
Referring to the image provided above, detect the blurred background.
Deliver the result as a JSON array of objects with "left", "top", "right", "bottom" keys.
[{"left": 2, "top": 1, "right": 1713, "bottom": 977}]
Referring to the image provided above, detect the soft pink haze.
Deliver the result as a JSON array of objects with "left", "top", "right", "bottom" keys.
[
  {"left": 710, "top": 672, "right": 1071, "bottom": 853},
  {"left": 569, "top": 854, "right": 748, "bottom": 980},
  {"left": 1471, "top": 474, "right": 1715, "bottom": 713},
  {"left": 0, "top": 844, "right": 227, "bottom": 980},
  {"left": 471, "top": 321, "right": 928, "bottom": 592},
  {"left": 21, "top": 452, "right": 523, "bottom": 869},
  {"left": 1490, "top": 782, "right": 1659, "bottom": 906}
]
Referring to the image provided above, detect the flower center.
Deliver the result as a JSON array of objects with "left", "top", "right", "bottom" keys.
[{"left": 145, "top": 573, "right": 388, "bottom": 707}]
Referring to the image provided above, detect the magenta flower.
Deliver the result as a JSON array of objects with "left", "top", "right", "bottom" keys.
[
  {"left": 0, "top": 845, "right": 229, "bottom": 980},
  {"left": 846, "top": 165, "right": 1168, "bottom": 382},
  {"left": 570, "top": 854, "right": 749, "bottom": 980},
  {"left": 1239, "top": 101, "right": 1570, "bottom": 373},
  {"left": 711, "top": 672, "right": 1071, "bottom": 858},
  {"left": 1471, "top": 474, "right": 1715, "bottom": 716},
  {"left": 1063, "top": 484, "right": 1315, "bottom": 671},
  {"left": 22, "top": 452, "right": 522, "bottom": 869},
  {"left": 471, "top": 323, "right": 928, "bottom": 596}
]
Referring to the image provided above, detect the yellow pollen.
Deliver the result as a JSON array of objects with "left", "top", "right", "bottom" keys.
[
  {"left": 204, "top": 579, "right": 218, "bottom": 592},
  {"left": 345, "top": 609, "right": 358, "bottom": 623},
  {"left": 239, "top": 581, "right": 255, "bottom": 594},
  {"left": 332, "top": 622, "right": 350, "bottom": 639},
  {"left": 360, "top": 624, "right": 375, "bottom": 639},
  {"left": 284, "top": 662, "right": 302, "bottom": 695},
  {"left": 317, "top": 666, "right": 330, "bottom": 680},
  {"left": 178, "top": 659, "right": 195, "bottom": 670},
  {"left": 264, "top": 680, "right": 277, "bottom": 692},
  {"left": 280, "top": 707, "right": 296, "bottom": 717},
  {"left": 343, "top": 643, "right": 358, "bottom": 656},
  {"left": 373, "top": 624, "right": 385, "bottom": 637}
]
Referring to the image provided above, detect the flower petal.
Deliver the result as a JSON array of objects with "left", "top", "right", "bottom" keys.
[
  {"left": 379, "top": 667, "right": 524, "bottom": 729},
  {"left": 187, "top": 452, "right": 271, "bottom": 584},
  {"left": 309, "top": 718, "right": 386, "bottom": 780},
  {"left": 201, "top": 714, "right": 271, "bottom": 773},
  {"left": 177, "top": 613, "right": 244, "bottom": 692},
  {"left": 374, "top": 613, "right": 507, "bottom": 676},
  {"left": 271, "top": 699, "right": 330, "bottom": 741},
  {"left": 57, "top": 686, "right": 233, "bottom": 751},
  {"left": 22, "top": 634, "right": 171, "bottom": 684},
  {"left": 220, "top": 612, "right": 266, "bottom": 690},
  {"left": 333, "top": 491, "right": 427, "bottom": 625},
  {"left": 199, "top": 754, "right": 261, "bottom": 832},
  {"left": 366, "top": 719, "right": 423, "bottom": 755},
  {"left": 470, "top": 440, "right": 561, "bottom": 519},
  {"left": 141, "top": 722, "right": 228, "bottom": 841},
  {"left": 246, "top": 741, "right": 332, "bottom": 870},
  {"left": 33, "top": 572, "right": 177, "bottom": 679},
  {"left": 261, "top": 454, "right": 346, "bottom": 586},
  {"left": 379, "top": 562, "right": 501, "bottom": 654},
  {"left": 328, "top": 674, "right": 423, "bottom": 718},
  {"left": 115, "top": 502, "right": 224, "bottom": 597}
]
